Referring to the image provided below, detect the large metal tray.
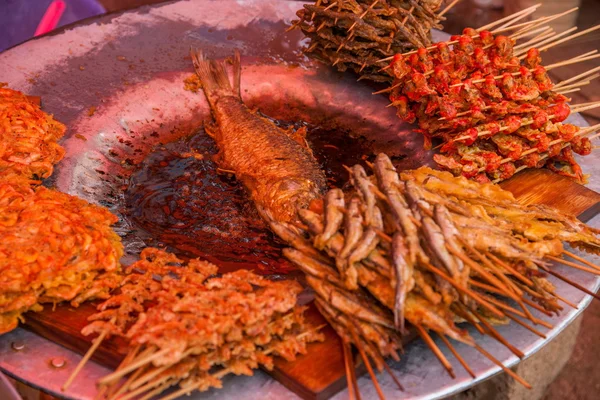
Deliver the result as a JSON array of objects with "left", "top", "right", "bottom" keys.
[{"left": 0, "top": 1, "right": 599, "bottom": 399}]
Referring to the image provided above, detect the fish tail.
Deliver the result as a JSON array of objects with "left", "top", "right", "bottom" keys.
[{"left": 190, "top": 48, "right": 242, "bottom": 107}]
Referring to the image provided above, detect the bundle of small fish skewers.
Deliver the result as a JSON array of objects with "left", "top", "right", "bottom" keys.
[
  {"left": 289, "top": 0, "right": 450, "bottom": 82},
  {"left": 375, "top": 5, "right": 600, "bottom": 182},
  {"left": 279, "top": 153, "right": 600, "bottom": 396},
  {"left": 62, "top": 248, "right": 324, "bottom": 400}
]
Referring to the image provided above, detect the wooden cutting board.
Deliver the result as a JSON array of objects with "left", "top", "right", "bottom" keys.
[{"left": 22, "top": 168, "right": 600, "bottom": 400}]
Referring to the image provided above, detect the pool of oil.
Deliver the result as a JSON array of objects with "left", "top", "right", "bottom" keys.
[{"left": 124, "top": 118, "right": 384, "bottom": 275}]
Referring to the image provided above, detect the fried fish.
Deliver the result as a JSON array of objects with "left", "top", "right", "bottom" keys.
[{"left": 190, "top": 49, "right": 327, "bottom": 225}]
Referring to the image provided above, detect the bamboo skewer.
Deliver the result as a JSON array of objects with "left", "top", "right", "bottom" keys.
[
  {"left": 538, "top": 264, "right": 600, "bottom": 301},
  {"left": 471, "top": 309, "right": 525, "bottom": 359},
  {"left": 473, "top": 344, "right": 532, "bottom": 388},
  {"left": 415, "top": 325, "right": 456, "bottom": 378},
  {"left": 510, "top": 24, "right": 554, "bottom": 42},
  {"left": 503, "top": 310, "right": 547, "bottom": 339},
  {"left": 378, "top": 5, "right": 578, "bottom": 65},
  {"left": 514, "top": 26, "right": 576, "bottom": 56},
  {"left": 449, "top": 246, "right": 521, "bottom": 302},
  {"left": 377, "top": 4, "right": 548, "bottom": 63},
  {"left": 438, "top": 0, "right": 460, "bottom": 17},
  {"left": 556, "top": 88, "right": 580, "bottom": 95},
  {"left": 348, "top": 329, "right": 386, "bottom": 400},
  {"left": 62, "top": 318, "right": 116, "bottom": 391},
  {"left": 484, "top": 252, "right": 535, "bottom": 289},
  {"left": 547, "top": 255, "right": 600, "bottom": 276},
  {"left": 556, "top": 75, "right": 599, "bottom": 93},
  {"left": 98, "top": 347, "right": 170, "bottom": 385},
  {"left": 457, "top": 308, "right": 486, "bottom": 334},
  {"left": 343, "top": 341, "right": 357, "bottom": 400},
  {"left": 492, "top": 7, "right": 541, "bottom": 33},
  {"left": 476, "top": 4, "right": 542, "bottom": 33},
  {"left": 562, "top": 250, "right": 600, "bottom": 272},
  {"left": 537, "top": 24, "right": 600, "bottom": 53},
  {"left": 424, "top": 261, "right": 505, "bottom": 318},
  {"left": 512, "top": 27, "right": 555, "bottom": 51},
  {"left": 555, "top": 65, "right": 600, "bottom": 89},
  {"left": 437, "top": 333, "right": 476, "bottom": 378},
  {"left": 508, "top": 7, "right": 578, "bottom": 38}
]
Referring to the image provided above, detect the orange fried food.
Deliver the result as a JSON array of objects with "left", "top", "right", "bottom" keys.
[
  {"left": 0, "top": 87, "right": 66, "bottom": 182},
  {"left": 0, "top": 181, "right": 123, "bottom": 334}
]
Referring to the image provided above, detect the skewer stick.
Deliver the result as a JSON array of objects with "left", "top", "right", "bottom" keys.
[
  {"left": 98, "top": 347, "right": 170, "bottom": 385},
  {"left": 103, "top": 345, "right": 143, "bottom": 398},
  {"left": 494, "top": 7, "right": 540, "bottom": 33},
  {"left": 474, "top": 286, "right": 553, "bottom": 328},
  {"left": 521, "top": 34, "right": 582, "bottom": 59},
  {"left": 454, "top": 306, "right": 486, "bottom": 334},
  {"left": 438, "top": 0, "right": 460, "bottom": 17},
  {"left": 477, "top": 4, "right": 541, "bottom": 32},
  {"left": 508, "top": 7, "right": 578, "bottom": 37},
  {"left": 118, "top": 374, "right": 171, "bottom": 400},
  {"left": 521, "top": 297, "right": 557, "bottom": 320},
  {"left": 465, "top": 246, "right": 525, "bottom": 299},
  {"left": 343, "top": 341, "right": 357, "bottom": 400},
  {"left": 537, "top": 264, "right": 600, "bottom": 301},
  {"left": 437, "top": 333, "right": 476, "bottom": 378},
  {"left": 449, "top": 246, "right": 520, "bottom": 301},
  {"left": 556, "top": 88, "right": 581, "bottom": 95},
  {"left": 555, "top": 76, "right": 597, "bottom": 92},
  {"left": 479, "top": 295, "right": 547, "bottom": 337},
  {"left": 424, "top": 261, "right": 505, "bottom": 317},
  {"left": 415, "top": 325, "right": 456, "bottom": 378},
  {"left": 504, "top": 311, "right": 548, "bottom": 338},
  {"left": 563, "top": 250, "right": 600, "bottom": 272},
  {"left": 140, "top": 380, "right": 175, "bottom": 400},
  {"left": 512, "top": 27, "right": 555, "bottom": 50},
  {"left": 514, "top": 26, "right": 575, "bottom": 53},
  {"left": 510, "top": 24, "right": 554, "bottom": 42},
  {"left": 379, "top": 5, "right": 574, "bottom": 64},
  {"left": 471, "top": 309, "right": 525, "bottom": 358},
  {"left": 555, "top": 65, "right": 600, "bottom": 89},
  {"left": 63, "top": 320, "right": 115, "bottom": 391},
  {"left": 382, "top": 362, "right": 405, "bottom": 391},
  {"left": 348, "top": 344, "right": 362, "bottom": 400},
  {"left": 349, "top": 335, "right": 386, "bottom": 400},
  {"left": 473, "top": 344, "right": 532, "bottom": 388},
  {"left": 372, "top": 82, "right": 401, "bottom": 95},
  {"left": 547, "top": 255, "right": 600, "bottom": 276},
  {"left": 485, "top": 252, "right": 534, "bottom": 287},
  {"left": 537, "top": 24, "right": 600, "bottom": 53},
  {"left": 548, "top": 290, "right": 579, "bottom": 309}
]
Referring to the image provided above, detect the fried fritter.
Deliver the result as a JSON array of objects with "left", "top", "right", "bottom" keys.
[
  {"left": 0, "top": 87, "right": 66, "bottom": 182},
  {"left": 0, "top": 180, "right": 123, "bottom": 334}
]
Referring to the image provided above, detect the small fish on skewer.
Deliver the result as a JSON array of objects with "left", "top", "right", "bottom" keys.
[{"left": 190, "top": 49, "right": 327, "bottom": 226}]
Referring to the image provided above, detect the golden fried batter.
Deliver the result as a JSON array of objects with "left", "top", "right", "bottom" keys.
[
  {"left": 0, "top": 87, "right": 66, "bottom": 182},
  {"left": 0, "top": 181, "right": 123, "bottom": 334}
]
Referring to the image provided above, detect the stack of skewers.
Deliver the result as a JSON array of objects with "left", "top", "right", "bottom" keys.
[
  {"left": 376, "top": 6, "right": 600, "bottom": 182},
  {"left": 63, "top": 248, "right": 324, "bottom": 400},
  {"left": 280, "top": 153, "right": 600, "bottom": 396},
  {"left": 289, "top": 0, "right": 452, "bottom": 82}
]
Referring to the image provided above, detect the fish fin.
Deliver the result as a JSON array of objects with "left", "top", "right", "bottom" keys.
[{"left": 190, "top": 47, "right": 240, "bottom": 107}]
